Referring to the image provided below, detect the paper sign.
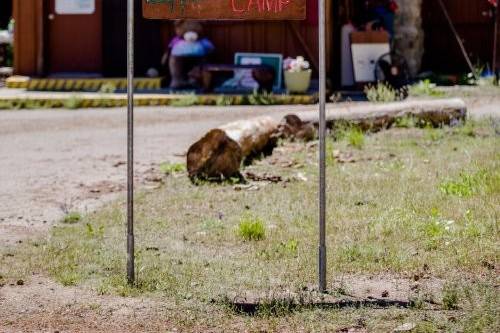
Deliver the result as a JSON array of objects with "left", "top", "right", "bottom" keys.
[{"left": 55, "top": 0, "right": 95, "bottom": 15}]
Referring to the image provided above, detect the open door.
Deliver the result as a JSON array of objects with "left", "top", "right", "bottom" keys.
[{"left": 46, "top": 0, "right": 103, "bottom": 75}]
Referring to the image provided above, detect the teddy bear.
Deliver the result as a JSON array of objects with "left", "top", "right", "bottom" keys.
[{"left": 162, "top": 20, "right": 215, "bottom": 89}]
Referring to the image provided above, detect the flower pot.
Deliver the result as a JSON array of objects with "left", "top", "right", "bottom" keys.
[{"left": 284, "top": 69, "right": 312, "bottom": 93}]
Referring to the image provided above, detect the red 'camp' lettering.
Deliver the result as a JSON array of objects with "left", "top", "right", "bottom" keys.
[
  {"left": 247, "top": 0, "right": 262, "bottom": 12},
  {"left": 264, "top": 0, "right": 278, "bottom": 12},
  {"left": 231, "top": 0, "right": 244, "bottom": 12},
  {"left": 231, "top": 0, "right": 291, "bottom": 13}
]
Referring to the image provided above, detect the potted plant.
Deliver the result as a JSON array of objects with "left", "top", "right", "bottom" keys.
[{"left": 283, "top": 56, "right": 312, "bottom": 93}]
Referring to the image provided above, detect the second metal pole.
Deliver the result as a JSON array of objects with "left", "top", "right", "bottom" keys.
[
  {"left": 318, "top": 0, "right": 327, "bottom": 293},
  {"left": 127, "top": 0, "right": 135, "bottom": 285}
]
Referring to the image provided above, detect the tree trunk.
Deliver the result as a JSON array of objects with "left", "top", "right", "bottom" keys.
[{"left": 187, "top": 116, "right": 278, "bottom": 180}]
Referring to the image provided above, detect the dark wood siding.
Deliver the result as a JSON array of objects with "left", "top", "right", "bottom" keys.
[
  {"left": 13, "top": 0, "right": 44, "bottom": 76},
  {"left": 422, "top": 0, "right": 497, "bottom": 73}
]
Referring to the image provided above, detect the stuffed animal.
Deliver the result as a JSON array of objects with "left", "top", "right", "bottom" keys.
[{"left": 163, "top": 20, "right": 214, "bottom": 89}]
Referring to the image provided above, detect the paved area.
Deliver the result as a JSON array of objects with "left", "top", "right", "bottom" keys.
[{"left": 1, "top": 97, "right": 499, "bottom": 246}]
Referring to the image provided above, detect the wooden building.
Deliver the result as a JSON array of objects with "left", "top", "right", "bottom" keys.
[
  {"left": 12, "top": 0, "right": 499, "bottom": 84},
  {"left": 13, "top": 0, "right": 332, "bottom": 79}
]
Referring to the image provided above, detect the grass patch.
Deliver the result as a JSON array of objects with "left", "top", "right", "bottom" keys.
[
  {"left": 364, "top": 82, "right": 405, "bottom": 103},
  {"left": 346, "top": 128, "right": 365, "bottom": 149},
  {"left": 62, "top": 212, "right": 82, "bottom": 224},
  {"left": 159, "top": 162, "right": 186, "bottom": 175},
  {"left": 63, "top": 96, "right": 83, "bottom": 109},
  {"left": 409, "top": 80, "right": 446, "bottom": 98},
  {"left": 439, "top": 169, "right": 498, "bottom": 197},
  {"left": 238, "top": 215, "right": 266, "bottom": 241}
]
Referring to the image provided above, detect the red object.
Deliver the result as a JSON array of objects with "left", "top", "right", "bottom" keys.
[{"left": 488, "top": 0, "right": 498, "bottom": 7}]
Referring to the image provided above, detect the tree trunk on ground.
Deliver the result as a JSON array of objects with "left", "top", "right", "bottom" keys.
[
  {"left": 297, "top": 98, "right": 467, "bottom": 130},
  {"left": 187, "top": 116, "right": 278, "bottom": 180}
]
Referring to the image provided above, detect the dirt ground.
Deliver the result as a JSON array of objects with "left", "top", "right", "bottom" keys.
[{"left": 0, "top": 98, "right": 498, "bottom": 332}]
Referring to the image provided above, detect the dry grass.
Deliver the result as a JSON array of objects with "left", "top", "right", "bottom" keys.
[{"left": 1, "top": 119, "right": 499, "bottom": 332}]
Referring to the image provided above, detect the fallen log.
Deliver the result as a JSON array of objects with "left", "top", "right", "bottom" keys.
[
  {"left": 297, "top": 98, "right": 467, "bottom": 131},
  {"left": 187, "top": 98, "right": 467, "bottom": 180},
  {"left": 187, "top": 116, "right": 278, "bottom": 180}
]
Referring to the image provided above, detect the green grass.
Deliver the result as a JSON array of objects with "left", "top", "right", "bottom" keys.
[
  {"left": 238, "top": 216, "right": 266, "bottom": 241},
  {"left": 409, "top": 80, "right": 447, "bottom": 98},
  {"left": 364, "top": 82, "right": 405, "bottom": 103},
  {"left": 1, "top": 120, "right": 498, "bottom": 331},
  {"left": 62, "top": 212, "right": 82, "bottom": 224},
  {"left": 346, "top": 128, "right": 365, "bottom": 149},
  {"left": 158, "top": 162, "right": 186, "bottom": 175}
]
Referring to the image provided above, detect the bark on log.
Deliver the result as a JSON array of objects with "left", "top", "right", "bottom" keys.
[{"left": 187, "top": 116, "right": 278, "bottom": 180}]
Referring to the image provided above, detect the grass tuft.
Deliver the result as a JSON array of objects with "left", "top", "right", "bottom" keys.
[
  {"left": 159, "top": 162, "right": 186, "bottom": 175},
  {"left": 62, "top": 212, "right": 82, "bottom": 224},
  {"left": 238, "top": 216, "right": 266, "bottom": 241},
  {"left": 346, "top": 128, "right": 365, "bottom": 149}
]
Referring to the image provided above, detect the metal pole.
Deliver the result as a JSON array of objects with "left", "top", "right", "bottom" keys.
[
  {"left": 126, "top": 0, "right": 135, "bottom": 285},
  {"left": 318, "top": 0, "right": 327, "bottom": 293}
]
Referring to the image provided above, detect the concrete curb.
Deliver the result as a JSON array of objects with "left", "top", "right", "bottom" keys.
[{"left": 0, "top": 93, "right": 318, "bottom": 109}]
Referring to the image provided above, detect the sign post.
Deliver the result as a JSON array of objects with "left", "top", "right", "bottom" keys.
[
  {"left": 127, "top": 0, "right": 135, "bottom": 285},
  {"left": 317, "top": 0, "right": 327, "bottom": 293}
]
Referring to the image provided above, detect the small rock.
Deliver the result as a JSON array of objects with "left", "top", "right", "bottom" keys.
[
  {"left": 16, "top": 279, "right": 24, "bottom": 286},
  {"left": 381, "top": 290, "right": 389, "bottom": 298},
  {"left": 393, "top": 323, "right": 416, "bottom": 332}
]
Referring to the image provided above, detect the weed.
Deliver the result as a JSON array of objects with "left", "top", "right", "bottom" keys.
[
  {"left": 424, "top": 126, "right": 444, "bottom": 142},
  {"left": 442, "top": 283, "right": 460, "bottom": 310},
  {"left": 394, "top": 116, "right": 416, "bottom": 128},
  {"left": 63, "top": 96, "right": 83, "bottom": 109},
  {"left": 159, "top": 162, "right": 185, "bottom": 175},
  {"left": 439, "top": 170, "right": 493, "bottom": 197},
  {"left": 346, "top": 128, "right": 365, "bottom": 149},
  {"left": 215, "top": 95, "right": 234, "bottom": 106},
  {"left": 453, "top": 121, "right": 477, "bottom": 137},
  {"left": 409, "top": 80, "right": 445, "bottom": 98},
  {"left": 247, "top": 91, "right": 282, "bottom": 106},
  {"left": 238, "top": 216, "right": 266, "bottom": 241},
  {"left": 258, "top": 239, "right": 299, "bottom": 260},
  {"left": 57, "top": 270, "right": 81, "bottom": 286},
  {"left": 170, "top": 94, "right": 198, "bottom": 107},
  {"left": 62, "top": 212, "right": 82, "bottom": 224},
  {"left": 364, "top": 82, "right": 405, "bottom": 103},
  {"left": 99, "top": 83, "right": 117, "bottom": 93},
  {"left": 414, "top": 321, "right": 438, "bottom": 333}
]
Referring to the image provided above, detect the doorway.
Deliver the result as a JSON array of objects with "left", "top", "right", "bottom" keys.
[
  {"left": 102, "top": 0, "right": 162, "bottom": 77},
  {"left": 45, "top": 0, "right": 103, "bottom": 75}
]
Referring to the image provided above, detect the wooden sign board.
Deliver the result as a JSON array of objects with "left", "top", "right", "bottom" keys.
[{"left": 143, "top": 0, "right": 306, "bottom": 20}]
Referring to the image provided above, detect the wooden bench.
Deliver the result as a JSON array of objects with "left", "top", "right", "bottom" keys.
[{"left": 196, "top": 64, "right": 275, "bottom": 92}]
